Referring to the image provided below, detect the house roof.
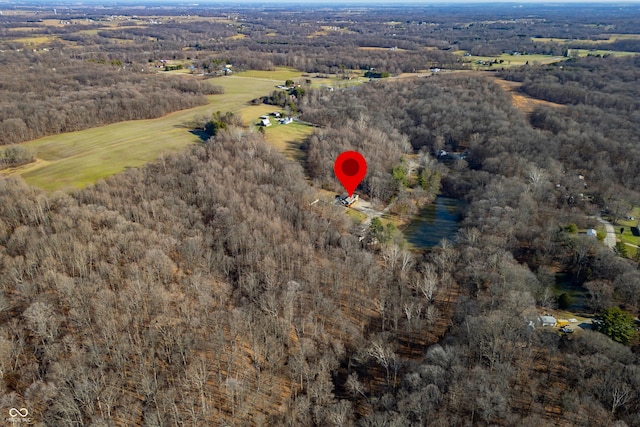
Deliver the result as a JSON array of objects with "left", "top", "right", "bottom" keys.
[{"left": 539, "top": 315, "right": 557, "bottom": 324}]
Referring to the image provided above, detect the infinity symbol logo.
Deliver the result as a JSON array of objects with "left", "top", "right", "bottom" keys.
[{"left": 8, "top": 408, "right": 28, "bottom": 418}]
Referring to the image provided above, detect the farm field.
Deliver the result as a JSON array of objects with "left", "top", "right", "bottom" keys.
[
  {"left": 454, "top": 51, "right": 566, "bottom": 70},
  {"left": 2, "top": 74, "right": 294, "bottom": 191},
  {"left": 234, "top": 68, "right": 303, "bottom": 81}
]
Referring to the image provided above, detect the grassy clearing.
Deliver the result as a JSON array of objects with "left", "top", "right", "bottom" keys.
[
  {"left": 613, "top": 207, "right": 640, "bottom": 258},
  {"left": 10, "top": 35, "right": 59, "bottom": 45},
  {"left": 346, "top": 208, "right": 368, "bottom": 223},
  {"left": 262, "top": 121, "right": 314, "bottom": 162},
  {"left": 455, "top": 51, "right": 566, "bottom": 70},
  {"left": 234, "top": 67, "right": 303, "bottom": 81},
  {"left": 238, "top": 104, "right": 279, "bottom": 125},
  {"left": 2, "top": 76, "right": 283, "bottom": 191}
]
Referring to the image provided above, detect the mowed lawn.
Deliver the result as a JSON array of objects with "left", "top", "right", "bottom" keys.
[
  {"left": 262, "top": 121, "right": 315, "bottom": 162},
  {"left": 4, "top": 73, "right": 301, "bottom": 191}
]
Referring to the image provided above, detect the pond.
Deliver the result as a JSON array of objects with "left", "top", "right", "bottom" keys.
[
  {"left": 403, "top": 196, "right": 463, "bottom": 248},
  {"left": 554, "top": 272, "right": 589, "bottom": 312}
]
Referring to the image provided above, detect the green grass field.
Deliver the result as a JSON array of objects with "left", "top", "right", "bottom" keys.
[
  {"left": 614, "top": 207, "right": 640, "bottom": 259},
  {"left": 235, "top": 67, "right": 364, "bottom": 90},
  {"left": 455, "top": 51, "right": 566, "bottom": 70},
  {"left": 2, "top": 75, "right": 290, "bottom": 191},
  {"left": 262, "top": 121, "right": 314, "bottom": 162},
  {"left": 234, "top": 68, "right": 303, "bottom": 81}
]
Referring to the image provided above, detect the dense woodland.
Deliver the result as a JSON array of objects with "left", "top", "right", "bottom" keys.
[{"left": 1, "top": 3, "right": 640, "bottom": 426}]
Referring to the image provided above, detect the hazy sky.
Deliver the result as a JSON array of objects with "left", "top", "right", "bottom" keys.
[{"left": 24, "top": 0, "right": 640, "bottom": 3}]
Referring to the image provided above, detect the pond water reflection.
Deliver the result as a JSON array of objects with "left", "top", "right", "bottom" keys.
[{"left": 403, "top": 196, "right": 463, "bottom": 248}]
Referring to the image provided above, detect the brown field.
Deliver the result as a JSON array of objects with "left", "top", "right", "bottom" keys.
[
  {"left": 491, "top": 77, "right": 564, "bottom": 114},
  {"left": 451, "top": 71, "right": 563, "bottom": 114}
]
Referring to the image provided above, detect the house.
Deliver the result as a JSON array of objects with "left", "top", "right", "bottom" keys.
[
  {"left": 279, "top": 117, "right": 293, "bottom": 125},
  {"left": 341, "top": 194, "right": 358, "bottom": 207},
  {"left": 539, "top": 315, "right": 557, "bottom": 327},
  {"left": 259, "top": 116, "right": 271, "bottom": 127}
]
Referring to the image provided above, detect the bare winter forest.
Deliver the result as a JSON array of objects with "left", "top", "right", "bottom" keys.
[{"left": 1, "top": 2, "right": 640, "bottom": 426}]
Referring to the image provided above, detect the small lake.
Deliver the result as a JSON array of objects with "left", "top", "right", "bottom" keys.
[{"left": 403, "top": 196, "right": 463, "bottom": 248}]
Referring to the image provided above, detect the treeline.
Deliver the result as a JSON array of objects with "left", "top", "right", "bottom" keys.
[
  {"left": 0, "top": 52, "right": 222, "bottom": 145},
  {"left": 498, "top": 55, "right": 640, "bottom": 190},
  {"left": 0, "top": 145, "right": 34, "bottom": 170}
]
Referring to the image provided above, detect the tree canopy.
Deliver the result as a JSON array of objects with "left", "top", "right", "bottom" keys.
[{"left": 596, "top": 307, "right": 637, "bottom": 345}]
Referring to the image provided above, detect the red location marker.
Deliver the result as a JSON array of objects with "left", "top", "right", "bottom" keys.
[{"left": 334, "top": 151, "right": 367, "bottom": 197}]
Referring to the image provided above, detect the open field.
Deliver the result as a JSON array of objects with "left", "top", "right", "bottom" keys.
[
  {"left": 234, "top": 68, "right": 303, "bottom": 82},
  {"left": 570, "top": 49, "right": 638, "bottom": 57},
  {"left": 450, "top": 70, "right": 564, "bottom": 114},
  {"left": 262, "top": 121, "right": 314, "bottom": 162},
  {"left": 532, "top": 34, "right": 640, "bottom": 44},
  {"left": 614, "top": 207, "right": 640, "bottom": 258},
  {"left": 9, "top": 35, "right": 59, "bottom": 45},
  {"left": 454, "top": 50, "right": 566, "bottom": 70},
  {"left": 491, "top": 76, "right": 564, "bottom": 114},
  {"left": 1, "top": 75, "right": 288, "bottom": 191}
]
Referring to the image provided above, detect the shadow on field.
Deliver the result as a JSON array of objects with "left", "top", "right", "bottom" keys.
[{"left": 189, "top": 129, "right": 210, "bottom": 142}]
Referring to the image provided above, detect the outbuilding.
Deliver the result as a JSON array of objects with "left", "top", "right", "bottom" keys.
[{"left": 539, "top": 315, "right": 557, "bottom": 327}]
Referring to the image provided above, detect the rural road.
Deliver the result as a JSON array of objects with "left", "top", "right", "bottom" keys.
[{"left": 597, "top": 216, "right": 617, "bottom": 249}]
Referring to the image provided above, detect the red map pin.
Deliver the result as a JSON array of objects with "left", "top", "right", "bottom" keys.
[{"left": 334, "top": 151, "right": 367, "bottom": 197}]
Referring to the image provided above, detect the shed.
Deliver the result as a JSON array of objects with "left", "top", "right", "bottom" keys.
[
  {"left": 539, "top": 315, "right": 557, "bottom": 327},
  {"left": 586, "top": 228, "right": 597, "bottom": 237}
]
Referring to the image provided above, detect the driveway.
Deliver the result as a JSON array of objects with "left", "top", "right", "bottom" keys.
[{"left": 596, "top": 216, "right": 617, "bottom": 249}]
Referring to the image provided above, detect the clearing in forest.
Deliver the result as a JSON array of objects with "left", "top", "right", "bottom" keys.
[
  {"left": 2, "top": 75, "right": 292, "bottom": 191},
  {"left": 491, "top": 77, "right": 565, "bottom": 114},
  {"left": 455, "top": 51, "right": 566, "bottom": 70}
]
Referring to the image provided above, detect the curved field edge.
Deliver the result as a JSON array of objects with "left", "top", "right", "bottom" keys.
[{"left": 1, "top": 73, "right": 303, "bottom": 192}]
